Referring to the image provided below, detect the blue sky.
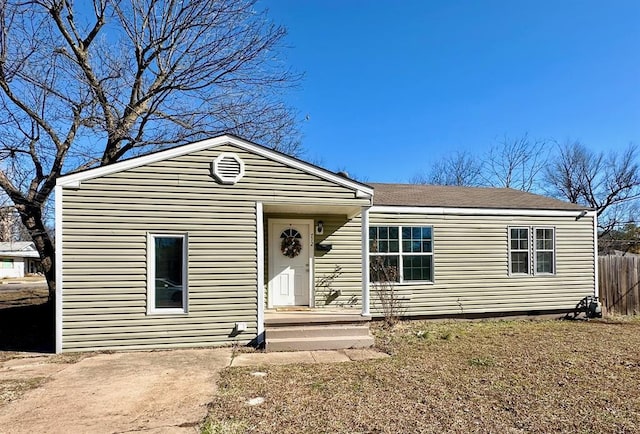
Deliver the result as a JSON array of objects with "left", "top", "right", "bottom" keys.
[{"left": 260, "top": 0, "right": 640, "bottom": 182}]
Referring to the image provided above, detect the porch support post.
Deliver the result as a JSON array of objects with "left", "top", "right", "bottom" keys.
[
  {"left": 256, "top": 202, "right": 265, "bottom": 345},
  {"left": 361, "top": 206, "right": 370, "bottom": 316}
]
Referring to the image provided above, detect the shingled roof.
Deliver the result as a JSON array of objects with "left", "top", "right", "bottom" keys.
[{"left": 369, "top": 183, "right": 588, "bottom": 211}]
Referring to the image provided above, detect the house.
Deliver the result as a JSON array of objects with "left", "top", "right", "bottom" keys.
[
  {"left": 0, "top": 241, "right": 41, "bottom": 278},
  {"left": 55, "top": 135, "right": 597, "bottom": 353}
]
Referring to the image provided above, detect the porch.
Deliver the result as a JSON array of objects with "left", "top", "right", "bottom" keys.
[{"left": 264, "top": 309, "right": 374, "bottom": 352}]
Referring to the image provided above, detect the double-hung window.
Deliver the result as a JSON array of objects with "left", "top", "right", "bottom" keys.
[
  {"left": 534, "top": 228, "right": 555, "bottom": 274},
  {"left": 508, "top": 226, "right": 555, "bottom": 276},
  {"left": 509, "top": 227, "right": 530, "bottom": 275},
  {"left": 148, "top": 233, "right": 188, "bottom": 314},
  {"left": 370, "top": 226, "right": 433, "bottom": 283}
]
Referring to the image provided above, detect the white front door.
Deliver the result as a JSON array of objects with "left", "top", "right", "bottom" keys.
[{"left": 268, "top": 219, "right": 313, "bottom": 307}]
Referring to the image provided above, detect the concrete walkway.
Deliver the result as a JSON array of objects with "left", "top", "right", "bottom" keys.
[{"left": 0, "top": 347, "right": 387, "bottom": 433}]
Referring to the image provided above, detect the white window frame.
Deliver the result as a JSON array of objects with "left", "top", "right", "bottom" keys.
[
  {"left": 508, "top": 226, "right": 556, "bottom": 277},
  {"left": 147, "top": 233, "right": 188, "bottom": 315},
  {"left": 369, "top": 225, "right": 434, "bottom": 284},
  {"left": 534, "top": 226, "right": 556, "bottom": 275},
  {"left": 508, "top": 226, "right": 531, "bottom": 276}
]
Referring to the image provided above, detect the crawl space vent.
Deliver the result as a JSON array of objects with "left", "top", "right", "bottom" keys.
[{"left": 212, "top": 152, "right": 245, "bottom": 184}]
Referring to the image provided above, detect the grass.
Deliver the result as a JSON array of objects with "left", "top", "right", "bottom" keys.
[
  {"left": 205, "top": 318, "right": 640, "bottom": 433},
  {"left": 0, "top": 377, "right": 47, "bottom": 405}
]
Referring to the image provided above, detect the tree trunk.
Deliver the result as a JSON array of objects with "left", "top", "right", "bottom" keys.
[{"left": 15, "top": 203, "right": 55, "bottom": 300}]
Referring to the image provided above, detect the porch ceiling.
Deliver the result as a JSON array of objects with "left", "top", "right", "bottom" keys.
[{"left": 263, "top": 203, "right": 364, "bottom": 218}]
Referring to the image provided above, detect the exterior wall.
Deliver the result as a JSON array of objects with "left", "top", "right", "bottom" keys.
[
  {"left": 313, "top": 215, "right": 363, "bottom": 308},
  {"left": 0, "top": 256, "right": 24, "bottom": 278},
  {"left": 60, "top": 143, "right": 369, "bottom": 352},
  {"left": 368, "top": 211, "right": 596, "bottom": 316}
]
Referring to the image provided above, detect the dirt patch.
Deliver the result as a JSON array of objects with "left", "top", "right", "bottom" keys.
[
  {"left": 0, "top": 286, "right": 48, "bottom": 307},
  {"left": 0, "top": 348, "right": 233, "bottom": 433},
  {"left": 207, "top": 319, "right": 640, "bottom": 433}
]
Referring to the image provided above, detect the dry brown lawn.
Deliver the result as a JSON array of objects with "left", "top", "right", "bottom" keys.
[{"left": 205, "top": 318, "right": 640, "bottom": 433}]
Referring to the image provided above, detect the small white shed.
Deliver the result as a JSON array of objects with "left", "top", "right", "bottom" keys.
[{"left": 0, "top": 242, "right": 41, "bottom": 278}]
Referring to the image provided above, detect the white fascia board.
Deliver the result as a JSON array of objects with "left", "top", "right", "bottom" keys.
[
  {"left": 54, "top": 185, "right": 63, "bottom": 353},
  {"left": 56, "top": 135, "right": 374, "bottom": 197},
  {"left": 370, "top": 205, "right": 595, "bottom": 218}
]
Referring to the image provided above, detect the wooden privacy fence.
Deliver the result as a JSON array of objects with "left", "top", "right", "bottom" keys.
[{"left": 598, "top": 255, "right": 640, "bottom": 316}]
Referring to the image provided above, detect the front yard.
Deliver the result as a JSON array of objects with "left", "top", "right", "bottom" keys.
[{"left": 205, "top": 318, "right": 640, "bottom": 433}]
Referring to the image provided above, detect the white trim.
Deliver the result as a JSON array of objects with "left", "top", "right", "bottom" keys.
[
  {"left": 56, "top": 134, "right": 373, "bottom": 196},
  {"left": 267, "top": 218, "right": 314, "bottom": 308},
  {"left": 370, "top": 205, "right": 594, "bottom": 218},
  {"left": 593, "top": 213, "right": 599, "bottom": 298},
  {"left": 256, "top": 202, "right": 265, "bottom": 345},
  {"left": 54, "top": 185, "right": 63, "bottom": 353},
  {"left": 146, "top": 233, "right": 189, "bottom": 315},
  {"left": 361, "top": 207, "right": 370, "bottom": 316}
]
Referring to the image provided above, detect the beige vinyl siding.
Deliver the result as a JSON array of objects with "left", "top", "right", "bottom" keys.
[
  {"left": 368, "top": 212, "right": 595, "bottom": 316},
  {"left": 313, "top": 215, "right": 363, "bottom": 308},
  {"left": 61, "top": 144, "right": 368, "bottom": 352}
]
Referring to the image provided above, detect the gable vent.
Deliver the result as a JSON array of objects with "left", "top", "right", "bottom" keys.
[{"left": 212, "top": 152, "right": 245, "bottom": 185}]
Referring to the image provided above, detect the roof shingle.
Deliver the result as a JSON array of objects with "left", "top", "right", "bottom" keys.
[{"left": 369, "top": 183, "right": 588, "bottom": 211}]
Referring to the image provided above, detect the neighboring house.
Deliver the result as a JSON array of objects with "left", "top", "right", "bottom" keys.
[
  {"left": 0, "top": 241, "right": 41, "bottom": 278},
  {"left": 55, "top": 135, "right": 597, "bottom": 353}
]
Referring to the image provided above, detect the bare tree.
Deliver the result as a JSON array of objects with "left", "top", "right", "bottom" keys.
[
  {"left": 0, "top": 0, "right": 301, "bottom": 298},
  {"left": 483, "top": 134, "right": 547, "bottom": 192},
  {"left": 545, "top": 141, "right": 640, "bottom": 238},
  {"left": 412, "top": 151, "right": 483, "bottom": 186}
]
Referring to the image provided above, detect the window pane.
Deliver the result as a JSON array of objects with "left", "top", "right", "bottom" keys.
[
  {"left": 389, "top": 227, "right": 399, "bottom": 239},
  {"left": 370, "top": 226, "right": 400, "bottom": 253},
  {"left": 402, "top": 227, "right": 411, "bottom": 239},
  {"left": 537, "top": 252, "right": 553, "bottom": 273},
  {"left": 422, "top": 227, "right": 432, "bottom": 239},
  {"left": 422, "top": 241, "right": 432, "bottom": 252},
  {"left": 369, "top": 227, "right": 376, "bottom": 239},
  {"left": 370, "top": 255, "right": 399, "bottom": 282},
  {"left": 510, "top": 252, "right": 529, "bottom": 274},
  {"left": 536, "top": 228, "right": 554, "bottom": 250},
  {"left": 403, "top": 255, "right": 433, "bottom": 281},
  {"left": 412, "top": 241, "right": 421, "bottom": 253},
  {"left": 154, "top": 237, "right": 184, "bottom": 309},
  {"left": 402, "top": 240, "right": 411, "bottom": 252},
  {"left": 402, "top": 226, "right": 433, "bottom": 253},
  {"left": 511, "top": 228, "right": 530, "bottom": 251}
]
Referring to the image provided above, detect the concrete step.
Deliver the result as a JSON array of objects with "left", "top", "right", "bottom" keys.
[
  {"left": 266, "top": 324, "right": 371, "bottom": 340},
  {"left": 266, "top": 335, "right": 375, "bottom": 352},
  {"left": 265, "top": 313, "right": 371, "bottom": 327}
]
